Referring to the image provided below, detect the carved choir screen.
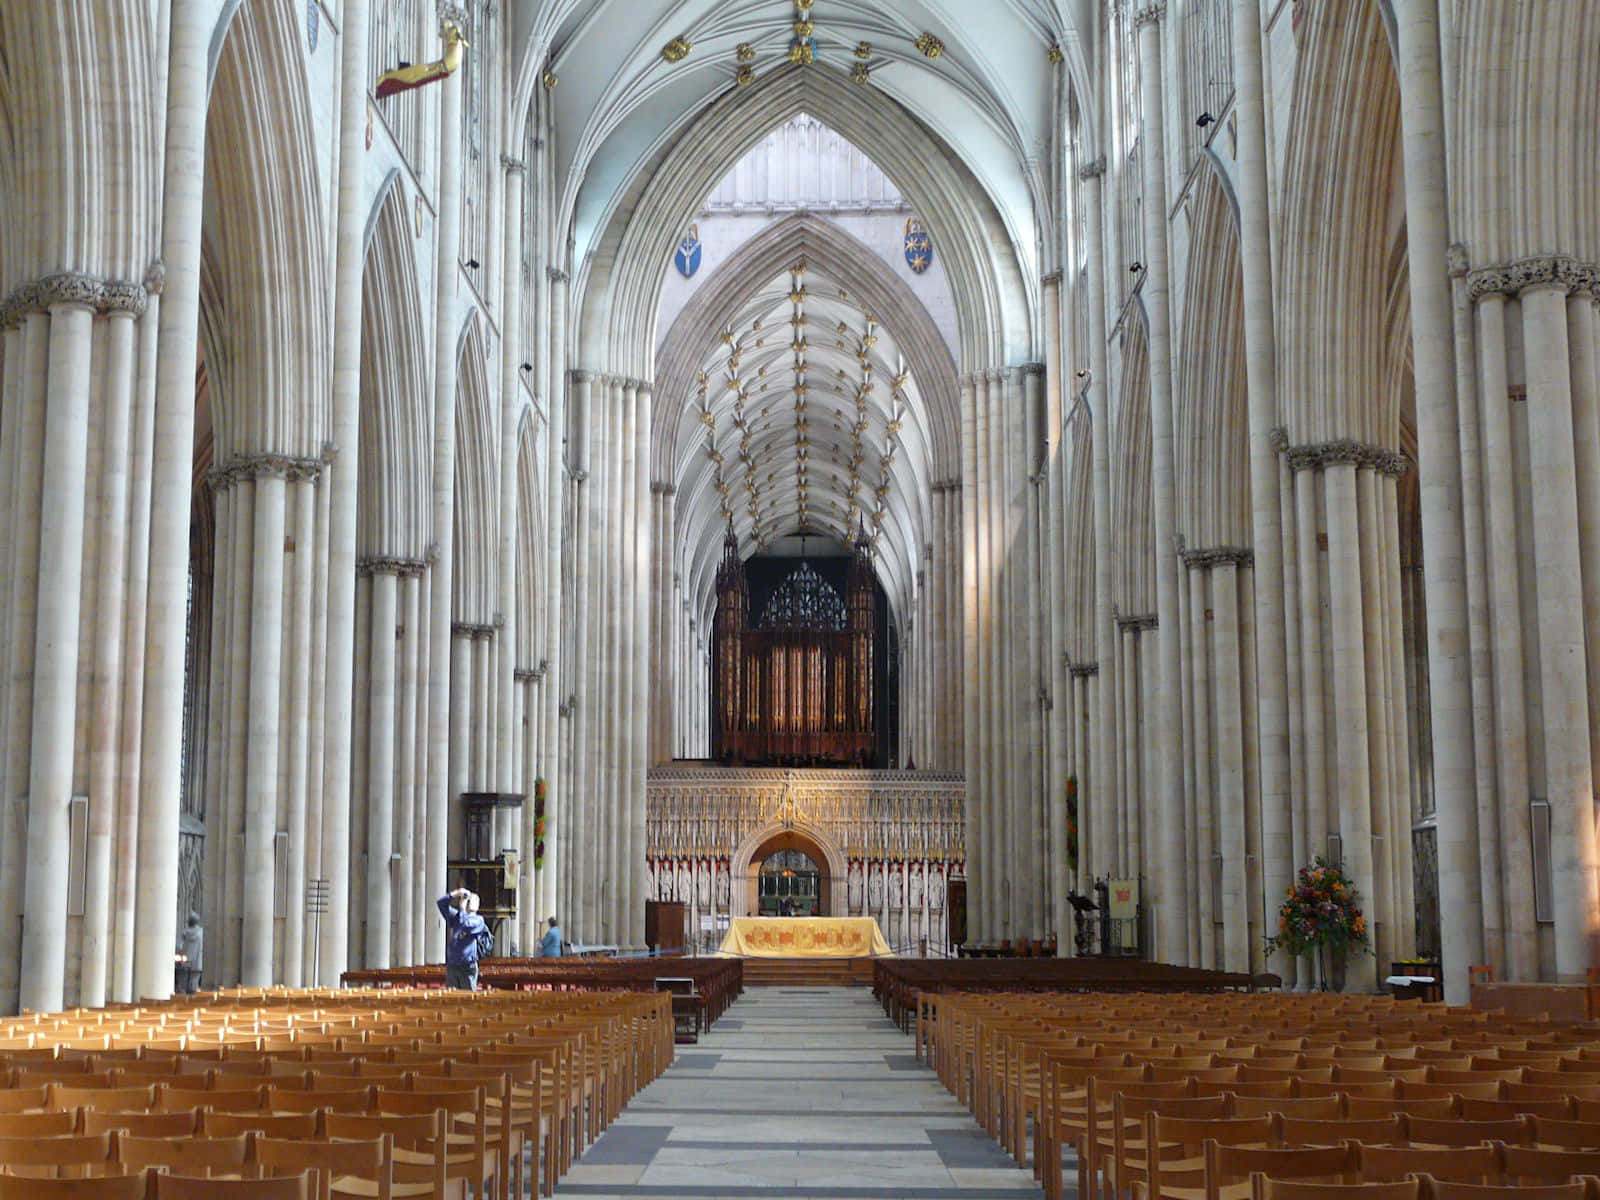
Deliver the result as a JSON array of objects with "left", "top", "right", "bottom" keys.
[
  {"left": 647, "top": 765, "right": 966, "bottom": 952},
  {"left": 712, "top": 527, "right": 884, "bottom": 766}
]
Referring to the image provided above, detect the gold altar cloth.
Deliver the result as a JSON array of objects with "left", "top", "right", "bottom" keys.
[{"left": 717, "top": 916, "right": 892, "bottom": 958}]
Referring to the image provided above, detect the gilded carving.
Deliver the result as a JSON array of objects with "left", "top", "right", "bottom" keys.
[
  {"left": 661, "top": 36, "right": 692, "bottom": 63},
  {"left": 736, "top": 42, "right": 756, "bottom": 63},
  {"left": 915, "top": 32, "right": 944, "bottom": 59}
]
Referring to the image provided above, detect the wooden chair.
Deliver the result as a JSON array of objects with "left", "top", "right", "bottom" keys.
[
  {"left": 1462, "top": 1097, "right": 1575, "bottom": 1122},
  {"left": 373, "top": 1084, "right": 498, "bottom": 1200},
  {"left": 1138, "top": 1113, "right": 1280, "bottom": 1200},
  {"left": 0, "top": 1108, "right": 79, "bottom": 1137},
  {"left": 0, "top": 1130, "right": 118, "bottom": 1178},
  {"left": 157, "top": 1085, "right": 265, "bottom": 1114},
  {"left": 114, "top": 1130, "right": 251, "bottom": 1178},
  {"left": 1408, "top": 1115, "right": 1534, "bottom": 1148},
  {"left": 254, "top": 1131, "right": 393, "bottom": 1200},
  {"left": 48, "top": 1084, "right": 156, "bottom": 1114},
  {"left": 323, "top": 1110, "right": 461, "bottom": 1200},
  {"left": 1357, "top": 1142, "right": 1501, "bottom": 1183},
  {"left": 0, "top": 1084, "right": 50, "bottom": 1113},
  {"left": 0, "top": 1174, "right": 149, "bottom": 1200},
  {"left": 1231, "top": 1095, "right": 1343, "bottom": 1121},
  {"left": 1497, "top": 1142, "right": 1600, "bottom": 1183},
  {"left": 1532, "top": 1117, "right": 1600, "bottom": 1150},
  {"left": 1280, "top": 1115, "right": 1407, "bottom": 1148},
  {"left": 1103, "top": 1090, "right": 1230, "bottom": 1200},
  {"left": 80, "top": 1109, "right": 198, "bottom": 1137},
  {"left": 1414, "top": 1175, "right": 1593, "bottom": 1200},
  {"left": 152, "top": 1173, "right": 313, "bottom": 1200},
  {"left": 1252, "top": 1173, "right": 1421, "bottom": 1200},
  {"left": 1200, "top": 1140, "right": 1360, "bottom": 1200},
  {"left": 1347, "top": 1097, "right": 1459, "bottom": 1121},
  {"left": 199, "top": 1109, "right": 321, "bottom": 1140}
]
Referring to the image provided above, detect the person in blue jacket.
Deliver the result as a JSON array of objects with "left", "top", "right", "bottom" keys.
[
  {"left": 539, "top": 915, "right": 563, "bottom": 958},
  {"left": 438, "top": 887, "right": 489, "bottom": 990}
]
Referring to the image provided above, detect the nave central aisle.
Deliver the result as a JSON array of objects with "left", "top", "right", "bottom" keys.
[{"left": 554, "top": 985, "right": 1042, "bottom": 1198}]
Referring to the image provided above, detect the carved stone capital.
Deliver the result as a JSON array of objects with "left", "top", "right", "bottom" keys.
[
  {"left": 1041, "top": 270, "right": 1064, "bottom": 287},
  {"left": 1468, "top": 255, "right": 1597, "bottom": 300},
  {"left": 1278, "top": 437, "right": 1410, "bottom": 477},
  {"left": 358, "top": 555, "right": 429, "bottom": 578},
  {"left": 1021, "top": 361, "right": 1047, "bottom": 377},
  {"left": 1132, "top": 3, "right": 1166, "bottom": 30},
  {"left": 1116, "top": 612, "right": 1159, "bottom": 631},
  {"left": 546, "top": 266, "right": 570, "bottom": 284},
  {"left": 500, "top": 154, "right": 526, "bottom": 174},
  {"left": 1067, "top": 661, "right": 1099, "bottom": 678},
  {"left": 451, "top": 621, "right": 497, "bottom": 640},
  {"left": 514, "top": 668, "right": 538, "bottom": 684},
  {"left": 651, "top": 481, "right": 677, "bottom": 496},
  {"left": 570, "top": 368, "right": 594, "bottom": 386},
  {"left": 207, "top": 453, "right": 325, "bottom": 491},
  {"left": 1181, "top": 545, "right": 1256, "bottom": 569},
  {"left": 1, "top": 270, "right": 151, "bottom": 325},
  {"left": 1078, "top": 156, "right": 1107, "bottom": 180}
]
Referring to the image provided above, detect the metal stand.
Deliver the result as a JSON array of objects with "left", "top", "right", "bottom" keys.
[{"left": 306, "top": 878, "right": 329, "bottom": 987}]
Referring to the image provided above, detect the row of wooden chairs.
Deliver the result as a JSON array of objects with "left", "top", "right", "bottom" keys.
[
  {"left": 1254, "top": 1176, "right": 1598, "bottom": 1200},
  {"left": 0, "top": 985, "right": 676, "bottom": 1197},
  {"left": 909, "top": 989, "right": 1600, "bottom": 1200},
  {"left": 0, "top": 1169, "right": 313, "bottom": 1200}
]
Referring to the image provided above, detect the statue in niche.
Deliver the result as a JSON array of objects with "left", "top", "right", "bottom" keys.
[
  {"left": 676, "top": 859, "right": 692, "bottom": 906},
  {"left": 650, "top": 860, "right": 665, "bottom": 900},
  {"left": 910, "top": 862, "right": 925, "bottom": 911},
  {"left": 847, "top": 861, "right": 864, "bottom": 911},
  {"left": 867, "top": 862, "right": 884, "bottom": 911},
  {"left": 715, "top": 865, "right": 730, "bottom": 909},
  {"left": 888, "top": 862, "right": 905, "bottom": 910},
  {"left": 927, "top": 863, "right": 945, "bottom": 910},
  {"left": 698, "top": 859, "right": 713, "bottom": 908}
]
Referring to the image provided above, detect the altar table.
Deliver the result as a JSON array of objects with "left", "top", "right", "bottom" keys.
[{"left": 717, "top": 916, "right": 892, "bottom": 958}]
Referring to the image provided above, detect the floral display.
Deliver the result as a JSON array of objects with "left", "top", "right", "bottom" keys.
[{"left": 1263, "top": 855, "right": 1369, "bottom": 963}]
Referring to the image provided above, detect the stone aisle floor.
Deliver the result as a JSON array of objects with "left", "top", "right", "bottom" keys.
[{"left": 552, "top": 984, "right": 1044, "bottom": 1199}]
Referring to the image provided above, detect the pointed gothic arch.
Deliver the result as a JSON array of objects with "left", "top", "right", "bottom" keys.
[
  {"left": 453, "top": 314, "right": 496, "bottom": 620},
  {"left": 357, "top": 173, "right": 431, "bottom": 558},
  {"left": 576, "top": 63, "right": 1033, "bottom": 375}
]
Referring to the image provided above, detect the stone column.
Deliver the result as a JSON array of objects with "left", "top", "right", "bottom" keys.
[
  {"left": 19, "top": 299, "right": 95, "bottom": 1012},
  {"left": 81, "top": 309, "right": 138, "bottom": 1007},
  {"left": 568, "top": 371, "right": 596, "bottom": 942},
  {"left": 1134, "top": 2, "right": 1187, "bottom": 962},
  {"left": 1394, "top": 0, "right": 1484, "bottom": 1002},
  {"left": 958, "top": 373, "right": 982, "bottom": 937},
  {"left": 1522, "top": 283, "right": 1600, "bottom": 979},
  {"left": 1358, "top": 465, "right": 1400, "bottom": 975},
  {"left": 366, "top": 568, "right": 399, "bottom": 969},
  {"left": 630, "top": 383, "right": 653, "bottom": 950},
  {"left": 0, "top": 316, "right": 44, "bottom": 1013},
  {"left": 135, "top": 0, "right": 211, "bottom": 1000},
  {"left": 496, "top": 156, "right": 525, "bottom": 821},
  {"left": 1567, "top": 292, "right": 1600, "bottom": 817},
  {"left": 240, "top": 469, "right": 288, "bottom": 986},
  {"left": 396, "top": 570, "right": 422, "bottom": 962},
  {"left": 1230, "top": 0, "right": 1292, "bottom": 948},
  {"left": 281, "top": 477, "right": 317, "bottom": 985},
  {"left": 1212, "top": 557, "right": 1249, "bottom": 971},
  {"left": 1186, "top": 566, "right": 1215, "bottom": 964},
  {"left": 426, "top": 36, "right": 465, "bottom": 943},
  {"left": 1324, "top": 460, "right": 1375, "bottom": 992},
  {"left": 1081, "top": 157, "right": 1115, "bottom": 890},
  {"left": 1292, "top": 465, "right": 1329, "bottom": 854},
  {"left": 321, "top": 0, "right": 372, "bottom": 990}
]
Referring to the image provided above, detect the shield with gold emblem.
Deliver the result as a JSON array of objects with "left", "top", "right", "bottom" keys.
[{"left": 903, "top": 217, "right": 934, "bottom": 274}]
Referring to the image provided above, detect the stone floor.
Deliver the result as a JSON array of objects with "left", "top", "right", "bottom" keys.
[{"left": 552, "top": 984, "right": 1045, "bottom": 1199}]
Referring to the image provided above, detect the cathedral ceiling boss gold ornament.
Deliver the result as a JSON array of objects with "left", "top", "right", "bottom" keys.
[
  {"left": 661, "top": 36, "right": 692, "bottom": 64},
  {"left": 915, "top": 32, "right": 944, "bottom": 60}
]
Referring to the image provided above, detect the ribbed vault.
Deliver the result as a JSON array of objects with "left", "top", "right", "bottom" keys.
[{"left": 576, "top": 61, "right": 1033, "bottom": 374}]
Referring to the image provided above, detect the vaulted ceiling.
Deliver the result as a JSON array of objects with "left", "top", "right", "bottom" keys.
[{"left": 507, "top": 0, "right": 1094, "bottom": 276}]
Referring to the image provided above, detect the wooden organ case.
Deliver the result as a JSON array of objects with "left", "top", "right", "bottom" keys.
[{"left": 711, "top": 526, "right": 877, "bottom": 767}]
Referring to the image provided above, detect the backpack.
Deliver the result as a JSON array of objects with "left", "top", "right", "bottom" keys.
[{"left": 474, "top": 926, "right": 495, "bottom": 959}]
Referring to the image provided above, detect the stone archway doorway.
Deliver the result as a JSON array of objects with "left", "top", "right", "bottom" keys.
[{"left": 732, "top": 825, "right": 845, "bottom": 919}]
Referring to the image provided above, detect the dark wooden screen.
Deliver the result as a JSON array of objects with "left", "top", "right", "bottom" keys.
[{"left": 712, "top": 527, "right": 876, "bottom": 766}]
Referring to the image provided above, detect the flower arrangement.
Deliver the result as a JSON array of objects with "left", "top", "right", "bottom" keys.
[
  {"left": 533, "top": 778, "right": 547, "bottom": 870},
  {"left": 1263, "top": 855, "right": 1370, "bottom": 961}
]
